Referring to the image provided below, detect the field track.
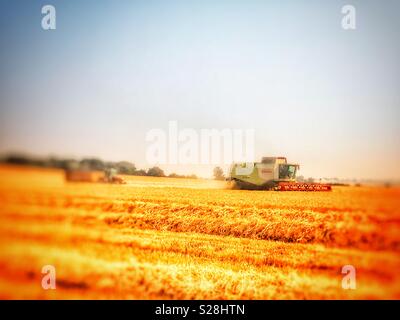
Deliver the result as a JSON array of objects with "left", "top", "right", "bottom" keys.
[{"left": 0, "top": 165, "right": 399, "bottom": 299}]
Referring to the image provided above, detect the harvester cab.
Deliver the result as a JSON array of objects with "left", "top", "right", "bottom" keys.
[{"left": 229, "top": 157, "right": 331, "bottom": 191}]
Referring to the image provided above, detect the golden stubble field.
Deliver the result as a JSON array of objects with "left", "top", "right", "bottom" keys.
[{"left": 0, "top": 165, "right": 399, "bottom": 299}]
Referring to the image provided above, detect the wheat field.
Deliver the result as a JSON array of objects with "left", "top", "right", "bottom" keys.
[{"left": 0, "top": 165, "right": 399, "bottom": 299}]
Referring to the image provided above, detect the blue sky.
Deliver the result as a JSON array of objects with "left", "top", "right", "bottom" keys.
[{"left": 0, "top": 0, "right": 399, "bottom": 179}]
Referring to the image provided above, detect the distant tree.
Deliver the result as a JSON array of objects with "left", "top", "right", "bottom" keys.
[
  {"left": 44, "top": 157, "right": 58, "bottom": 168},
  {"left": 213, "top": 167, "right": 225, "bottom": 180},
  {"left": 188, "top": 174, "right": 198, "bottom": 179},
  {"left": 147, "top": 166, "right": 165, "bottom": 177},
  {"left": 4, "top": 154, "right": 36, "bottom": 166},
  {"left": 80, "top": 158, "right": 105, "bottom": 171},
  {"left": 104, "top": 161, "right": 115, "bottom": 169},
  {"left": 56, "top": 159, "right": 79, "bottom": 170},
  {"left": 306, "top": 177, "right": 315, "bottom": 183},
  {"left": 115, "top": 161, "right": 136, "bottom": 175},
  {"left": 168, "top": 173, "right": 180, "bottom": 178},
  {"left": 134, "top": 169, "right": 147, "bottom": 176}
]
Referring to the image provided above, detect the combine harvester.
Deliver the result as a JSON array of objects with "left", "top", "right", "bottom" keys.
[{"left": 228, "top": 157, "right": 331, "bottom": 191}]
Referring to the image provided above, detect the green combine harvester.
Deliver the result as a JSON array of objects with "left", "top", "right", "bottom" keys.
[{"left": 228, "top": 157, "right": 331, "bottom": 191}]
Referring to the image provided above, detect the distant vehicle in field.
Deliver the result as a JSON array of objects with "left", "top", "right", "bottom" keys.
[
  {"left": 228, "top": 157, "right": 331, "bottom": 191},
  {"left": 65, "top": 168, "right": 126, "bottom": 184}
]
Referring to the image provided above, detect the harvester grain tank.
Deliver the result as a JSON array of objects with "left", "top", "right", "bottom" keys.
[{"left": 228, "top": 157, "right": 331, "bottom": 191}]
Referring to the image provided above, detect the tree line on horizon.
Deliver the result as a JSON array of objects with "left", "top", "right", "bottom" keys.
[
  {"left": 0, "top": 154, "right": 205, "bottom": 179},
  {"left": 0, "top": 154, "right": 229, "bottom": 180}
]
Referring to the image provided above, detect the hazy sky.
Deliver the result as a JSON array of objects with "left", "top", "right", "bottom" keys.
[{"left": 0, "top": 0, "right": 399, "bottom": 179}]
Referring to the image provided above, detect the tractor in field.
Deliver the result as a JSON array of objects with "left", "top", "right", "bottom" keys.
[
  {"left": 65, "top": 168, "right": 126, "bottom": 184},
  {"left": 228, "top": 157, "right": 331, "bottom": 191}
]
